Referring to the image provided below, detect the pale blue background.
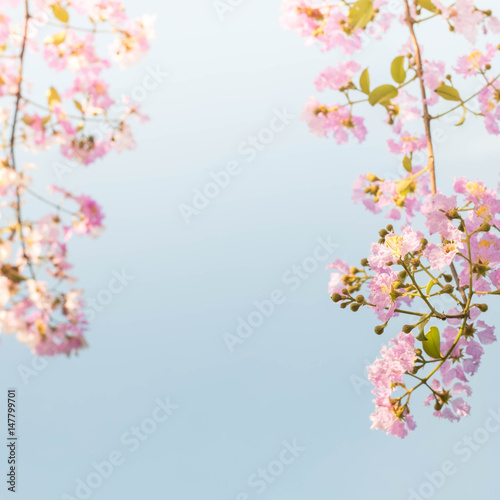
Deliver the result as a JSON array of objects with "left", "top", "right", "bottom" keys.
[{"left": 1, "top": 1, "right": 499, "bottom": 499}]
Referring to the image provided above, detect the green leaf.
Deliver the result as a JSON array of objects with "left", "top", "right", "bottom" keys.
[
  {"left": 46, "top": 87, "right": 61, "bottom": 111},
  {"left": 391, "top": 56, "right": 407, "bottom": 84},
  {"left": 422, "top": 326, "right": 442, "bottom": 359},
  {"left": 348, "top": 0, "right": 374, "bottom": 30},
  {"left": 359, "top": 68, "right": 370, "bottom": 95},
  {"left": 417, "top": 314, "right": 432, "bottom": 341},
  {"left": 426, "top": 279, "right": 437, "bottom": 296},
  {"left": 396, "top": 178, "right": 413, "bottom": 195},
  {"left": 435, "top": 85, "right": 462, "bottom": 102},
  {"left": 368, "top": 84, "right": 398, "bottom": 106},
  {"left": 403, "top": 156, "right": 412, "bottom": 173},
  {"left": 456, "top": 108, "right": 466, "bottom": 126},
  {"left": 74, "top": 100, "right": 83, "bottom": 113},
  {"left": 44, "top": 31, "right": 66, "bottom": 45},
  {"left": 52, "top": 3, "right": 69, "bottom": 23},
  {"left": 417, "top": 0, "right": 437, "bottom": 13}
]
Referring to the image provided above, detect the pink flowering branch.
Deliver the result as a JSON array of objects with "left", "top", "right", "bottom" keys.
[
  {"left": 0, "top": 0, "right": 155, "bottom": 356},
  {"left": 282, "top": 0, "right": 500, "bottom": 437}
]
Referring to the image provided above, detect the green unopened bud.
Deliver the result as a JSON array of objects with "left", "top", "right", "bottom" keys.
[
  {"left": 420, "top": 238, "right": 428, "bottom": 248},
  {"left": 331, "top": 293, "right": 342, "bottom": 303},
  {"left": 356, "top": 295, "right": 365, "bottom": 303},
  {"left": 366, "top": 173, "right": 380, "bottom": 182},
  {"left": 340, "top": 302, "right": 348, "bottom": 309},
  {"left": 350, "top": 303, "right": 361, "bottom": 312},
  {"left": 379, "top": 229, "right": 389, "bottom": 238},
  {"left": 443, "top": 274, "right": 453, "bottom": 283},
  {"left": 478, "top": 222, "right": 491, "bottom": 232},
  {"left": 374, "top": 325, "right": 385, "bottom": 335},
  {"left": 441, "top": 284, "right": 455, "bottom": 294},
  {"left": 398, "top": 270, "right": 408, "bottom": 281},
  {"left": 386, "top": 224, "right": 394, "bottom": 232},
  {"left": 414, "top": 349, "right": 422, "bottom": 357},
  {"left": 361, "top": 258, "right": 369, "bottom": 267},
  {"left": 477, "top": 303, "right": 489, "bottom": 312},
  {"left": 402, "top": 324, "right": 414, "bottom": 334},
  {"left": 434, "top": 401, "right": 443, "bottom": 411}
]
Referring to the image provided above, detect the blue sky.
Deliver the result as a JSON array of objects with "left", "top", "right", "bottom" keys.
[{"left": 1, "top": 1, "right": 499, "bottom": 499}]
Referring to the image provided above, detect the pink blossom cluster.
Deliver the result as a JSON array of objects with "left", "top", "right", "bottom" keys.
[
  {"left": 368, "top": 332, "right": 417, "bottom": 438},
  {"left": 281, "top": 0, "right": 500, "bottom": 186},
  {"left": 0, "top": 0, "right": 154, "bottom": 356},
  {"left": 328, "top": 176, "right": 500, "bottom": 437}
]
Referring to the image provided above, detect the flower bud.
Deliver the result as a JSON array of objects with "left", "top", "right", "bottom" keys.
[
  {"left": 443, "top": 274, "right": 453, "bottom": 283},
  {"left": 477, "top": 303, "right": 489, "bottom": 312},
  {"left": 350, "top": 303, "right": 361, "bottom": 312},
  {"left": 398, "top": 270, "right": 408, "bottom": 281},
  {"left": 441, "top": 284, "right": 455, "bottom": 294},
  {"left": 478, "top": 222, "right": 491, "bottom": 232},
  {"left": 379, "top": 229, "right": 389, "bottom": 238},
  {"left": 360, "top": 258, "right": 369, "bottom": 267},
  {"left": 356, "top": 295, "right": 365, "bottom": 303},
  {"left": 366, "top": 173, "right": 380, "bottom": 182},
  {"left": 386, "top": 224, "right": 394, "bottom": 232},
  {"left": 414, "top": 349, "right": 422, "bottom": 357},
  {"left": 402, "top": 324, "right": 414, "bottom": 333},
  {"left": 434, "top": 401, "right": 443, "bottom": 411},
  {"left": 340, "top": 302, "right": 348, "bottom": 309},
  {"left": 374, "top": 325, "right": 385, "bottom": 335},
  {"left": 331, "top": 293, "right": 342, "bottom": 303}
]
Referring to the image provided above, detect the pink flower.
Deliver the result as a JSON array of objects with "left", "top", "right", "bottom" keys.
[
  {"left": 314, "top": 61, "right": 361, "bottom": 91},
  {"left": 455, "top": 45, "right": 497, "bottom": 78},
  {"left": 448, "top": 0, "right": 486, "bottom": 43},
  {"left": 301, "top": 98, "right": 367, "bottom": 144},
  {"left": 326, "top": 259, "right": 350, "bottom": 295},
  {"left": 424, "top": 241, "right": 463, "bottom": 271},
  {"left": 368, "top": 332, "right": 417, "bottom": 438},
  {"left": 421, "top": 193, "right": 461, "bottom": 241},
  {"left": 478, "top": 81, "right": 500, "bottom": 135},
  {"left": 387, "top": 132, "right": 427, "bottom": 155},
  {"left": 73, "top": 195, "right": 105, "bottom": 237}
]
